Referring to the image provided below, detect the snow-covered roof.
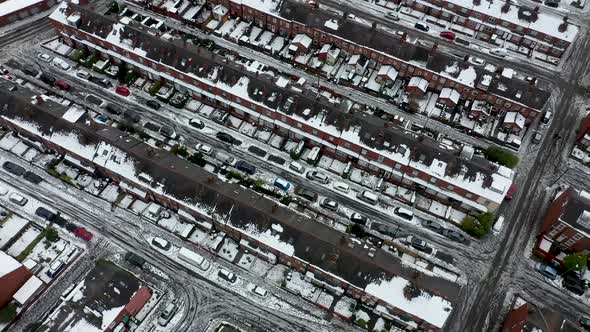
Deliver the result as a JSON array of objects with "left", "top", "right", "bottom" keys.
[
  {"left": 443, "top": 0, "right": 578, "bottom": 42},
  {"left": 324, "top": 19, "right": 339, "bottom": 31},
  {"left": 439, "top": 88, "right": 460, "bottom": 104},
  {"left": 365, "top": 276, "right": 452, "bottom": 328},
  {"left": 0, "top": 0, "right": 45, "bottom": 16},
  {"left": 377, "top": 65, "right": 398, "bottom": 82},
  {"left": 501, "top": 68, "right": 515, "bottom": 79},
  {"left": 504, "top": 112, "right": 525, "bottom": 128},
  {"left": 231, "top": 0, "right": 281, "bottom": 14},
  {"left": 212, "top": 4, "right": 228, "bottom": 16},
  {"left": 292, "top": 33, "right": 312, "bottom": 48},
  {"left": 0, "top": 251, "right": 22, "bottom": 278},
  {"left": 62, "top": 105, "right": 86, "bottom": 123},
  {"left": 408, "top": 77, "right": 429, "bottom": 92},
  {"left": 13, "top": 275, "right": 43, "bottom": 305}
]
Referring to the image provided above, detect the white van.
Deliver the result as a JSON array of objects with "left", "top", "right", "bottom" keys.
[
  {"left": 9, "top": 193, "right": 27, "bottom": 206},
  {"left": 357, "top": 190, "right": 378, "bottom": 204},
  {"left": 493, "top": 215, "right": 505, "bottom": 234},
  {"left": 289, "top": 161, "right": 305, "bottom": 174},
  {"left": 394, "top": 207, "right": 414, "bottom": 220},
  {"left": 306, "top": 147, "right": 321, "bottom": 163},
  {"left": 489, "top": 48, "right": 508, "bottom": 57},
  {"left": 332, "top": 181, "right": 350, "bottom": 193}
]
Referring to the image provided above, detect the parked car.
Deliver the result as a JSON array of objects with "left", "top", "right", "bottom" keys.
[
  {"left": 247, "top": 283, "right": 268, "bottom": 297},
  {"left": 294, "top": 187, "right": 318, "bottom": 202},
  {"left": 52, "top": 58, "right": 71, "bottom": 70},
  {"left": 414, "top": 22, "right": 430, "bottom": 32},
  {"left": 152, "top": 237, "right": 171, "bottom": 250},
  {"left": 214, "top": 151, "right": 236, "bottom": 166},
  {"left": 489, "top": 48, "right": 508, "bottom": 58},
  {"left": 357, "top": 190, "right": 378, "bottom": 204},
  {"left": 189, "top": 118, "right": 205, "bottom": 129},
  {"left": 505, "top": 184, "right": 518, "bottom": 200},
  {"left": 235, "top": 160, "right": 256, "bottom": 175},
  {"left": 541, "top": 111, "right": 553, "bottom": 126},
  {"left": 157, "top": 303, "right": 177, "bottom": 326},
  {"left": 350, "top": 213, "right": 368, "bottom": 225},
  {"left": 76, "top": 70, "right": 90, "bottom": 79},
  {"left": 422, "top": 220, "right": 443, "bottom": 233},
  {"left": 88, "top": 76, "right": 111, "bottom": 88},
  {"left": 492, "top": 215, "right": 505, "bottom": 235},
  {"left": 289, "top": 161, "right": 306, "bottom": 174},
  {"left": 562, "top": 273, "right": 586, "bottom": 295},
  {"left": 408, "top": 236, "right": 428, "bottom": 251},
  {"left": 23, "top": 171, "right": 43, "bottom": 184},
  {"left": 40, "top": 73, "right": 56, "bottom": 85},
  {"left": 74, "top": 227, "right": 93, "bottom": 241},
  {"left": 105, "top": 103, "right": 122, "bottom": 115},
  {"left": 125, "top": 252, "right": 146, "bottom": 269},
  {"left": 273, "top": 177, "right": 291, "bottom": 191},
  {"left": 532, "top": 130, "right": 543, "bottom": 144},
  {"left": 123, "top": 110, "right": 140, "bottom": 123},
  {"left": 386, "top": 12, "right": 399, "bottom": 20},
  {"left": 306, "top": 171, "right": 330, "bottom": 184},
  {"left": 54, "top": 80, "right": 71, "bottom": 91},
  {"left": 195, "top": 143, "right": 214, "bottom": 156},
  {"left": 37, "top": 53, "right": 52, "bottom": 62},
  {"left": 2, "top": 161, "right": 25, "bottom": 176},
  {"left": 439, "top": 31, "right": 456, "bottom": 41},
  {"left": 143, "top": 99, "right": 159, "bottom": 110},
  {"left": 115, "top": 86, "right": 130, "bottom": 96},
  {"left": 332, "top": 181, "right": 350, "bottom": 193},
  {"left": 35, "top": 207, "right": 56, "bottom": 221},
  {"left": 216, "top": 131, "right": 240, "bottom": 145},
  {"left": 22, "top": 67, "right": 39, "bottom": 77},
  {"left": 468, "top": 56, "right": 486, "bottom": 66},
  {"left": 535, "top": 262, "right": 558, "bottom": 280},
  {"left": 217, "top": 268, "right": 237, "bottom": 283},
  {"left": 394, "top": 207, "right": 414, "bottom": 220},
  {"left": 9, "top": 193, "right": 27, "bottom": 206},
  {"left": 320, "top": 198, "right": 339, "bottom": 211},
  {"left": 442, "top": 229, "right": 465, "bottom": 242},
  {"left": 159, "top": 126, "right": 177, "bottom": 139}
]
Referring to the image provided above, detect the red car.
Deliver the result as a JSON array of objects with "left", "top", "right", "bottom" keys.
[
  {"left": 115, "top": 86, "right": 130, "bottom": 96},
  {"left": 54, "top": 80, "right": 71, "bottom": 91},
  {"left": 505, "top": 184, "right": 517, "bottom": 200},
  {"left": 74, "top": 227, "right": 93, "bottom": 241},
  {"left": 439, "top": 31, "right": 456, "bottom": 41}
]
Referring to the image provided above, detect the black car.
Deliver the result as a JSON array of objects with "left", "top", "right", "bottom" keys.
[
  {"left": 22, "top": 67, "right": 39, "bottom": 77},
  {"left": 125, "top": 252, "right": 146, "bottom": 269},
  {"left": 146, "top": 100, "right": 161, "bottom": 110},
  {"left": 414, "top": 22, "right": 430, "bottom": 32},
  {"left": 562, "top": 273, "right": 586, "bottom": 296},
  {"left": 105, "top": 103, "right": 122, "bottom": 115},
  {"left": 23, "top": 171, "right": 43, "bottom": 184},
  {"left": 294, "top": 187, "right": 318, "bottom": 202},
  {"left": 40, "top": 73, "right": 56, "bottom": 85},
  {"left": 2, "top": 161, "right": 25, "bottom": 176},
  {"left": 35, "top": 207, "right": 57, "bottom": 221},
  {"left": 235, "top": 160, "right": 256, "bottom": 175},
  {"left": 54, "top": 216, "right": 68, "bottom": 227},
  {"left": 409, "top": 236, "right": 428, "bottom": 251},
  {"left": 216, "top": 132, "right": 239, "bottom": 145},
  {"left": 350, "top": 213, "right": 368, "bottom": 225},
  {"left": 248, "top": 146, "right": 267, "bottom": 158},
  {"left": 123, "top": 110, "right": 140, "bottom": 123},
  {"left": 143, "top": 122, "right": 160, "bottom": 132}
]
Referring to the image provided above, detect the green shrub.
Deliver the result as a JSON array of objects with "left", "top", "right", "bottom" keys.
[
  {"left": 45, "top": 227, "right": 59, "bottom": 242},
  {"left": 563, "top": 253, "right": 587, "bottom": 272},
  {"left": 46, "top": 167, "right": 60, "bottom": 178},
  {"left": 149, "top": 81, "right": 162, "bottom": 96},
  {"left": 460, "top": 212, "right": 494, "bottom": 238},
  {"left": 0, "top": 303, "right": 16, "bottom": 323},
  {"left": 17, "top": 230, "right": 46, "bottom": 261},
  {"left": 356, "top": 319, "right": 367, "bottom": 328},
  {"left": 171, "top": 145, "right": 188, "bottom": 158},
  {"left": 187, "top": 153, "right": 206, "bottom": 167},
  {"left": 483, "top": 147, "right": 519, "bottom": 168}
]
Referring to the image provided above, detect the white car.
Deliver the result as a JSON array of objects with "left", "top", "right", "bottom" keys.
[
  {"left": 52, "top": 58, "right": 71, "bottom": 70},
  {"left": 386, "top": 12, "right": 400, "bottom": 20},
  {"left": 246, "top": 283, "right": 268, "bottom": 297},
  {"left": 37, "top": 53, "right": 53, "bottom": 62},
  {"left": 195, "top": 143, "right": 213, "bottom": 155},
  {"left": 489, "top": 48, "right": 508, "bottom": 58},
  {"left": 468, "top": 56, "right": 486, "bottom": 66},
  {"left": 332, "top": 181, "right": 350, "bottom": 193},
  {"left": 76, "top": 70, "right": 90, "bottom": 79}
]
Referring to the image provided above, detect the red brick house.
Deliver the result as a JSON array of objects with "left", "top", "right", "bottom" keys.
[
  {"left": 406, "top": 76, "right": 429, "bottom": 97},
  {"left": 535, "top": 187, "right": 590, "bottom": 265},
  {"left": 0, "top": 0, "right": 57, "bottom": 27},
  {"left": 502, "top": 295, "right": 580, "bottom": 331},
  {"left": 575, "top": 113, "right": 590, "bottom": 149},
  {"left": 0, "top": 251, "right": 32, "bottom": 309},
  {"left": 437, "top": 88, "right": 460, "bottom": 107}
]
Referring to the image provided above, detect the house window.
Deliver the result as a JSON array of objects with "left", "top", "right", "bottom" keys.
[
  {"left": 361, "top": 149, "right": 367, "bottom": 155},
  {"left": 465, "top": 193, "right": 473, "bottom": 199},
  {"left": 312, "top": 129, "right": 318, "bottom": 135},
  {"left": 377, "top": 155, "right": 384, "bottom": 162},
  {"left": 447, "top": 184, "right": 454, "bottom": 190},
  {"left": 329, "top": 136, "right": 334, "bottom": 142},
  {"left": 297, "top": 123, "right": 302, "bottom": 128},
  {"left": 429, "top": 177, "right": 437, "bottom": 184},
  {"left": 395, "top": 164, "right": 402, "bottom": 170},
  {"left": 411, "top": 170, "right": 419, "bottom": 176},
  {"left": 343, "top": 142, "right": 351, "bottom": 148}
]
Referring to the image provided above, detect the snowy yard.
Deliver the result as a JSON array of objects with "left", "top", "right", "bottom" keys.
[{"left": 7, "top": 226, "right": 42, "bottom": 257}]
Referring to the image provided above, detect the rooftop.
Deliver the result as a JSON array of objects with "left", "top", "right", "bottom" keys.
[
  {"left": 280, "top": 0, "right": 550, "bottom": 111},
  {"left": 49, "top": 2, "right": 513, "bottom": 205},
  {"left": 559, "top": 189, "right": 590, "bottom": 236},
  {"left": 0, "top": 250, "right": 22, "bottom": 278},
  {"left": 0, "top": 81, "right": 458, "bottom": 328}
]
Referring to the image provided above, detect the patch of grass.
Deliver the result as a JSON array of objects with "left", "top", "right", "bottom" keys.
[
  {"left": 460, "top": 212, "right": 494, "bottom": 238},
  {"left": 45, "top": 227, "right": 59, "bottom": 242},
  {"left": 0, "top": 303, "right": 17, "bottom": 323},
  {"left": 16, "top": 230, "right": 46, "bottom": 262},
  {"left": 483, "top": 147, "right": 519, "bottom": 169},
  {"left": 46, "top": 166, "right": 60, "bottom": 178}
]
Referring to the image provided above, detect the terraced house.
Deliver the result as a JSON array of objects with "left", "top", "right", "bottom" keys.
[
  {"left": 161, "top": 0, "right": 551, "bottom": 123},
  {"left": 49, "top": 2, "right": 513, "bottom": 215},
  {"left": 0, "top": 81, "right": 459, "bottom": 331}
]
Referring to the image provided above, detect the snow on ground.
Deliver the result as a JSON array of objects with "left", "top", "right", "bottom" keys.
[
  {"left": 355, "top": 308, "right": 370, "bottom": 322},
  {"left": 99, "top": 183, "right": 120, "bottom": 203},
  {"left": 333, "top": 297, "right": 355, "bottom": 319},
  {"left": 373, "top": 317, "right": 386, "bottom": 331},
  {"left": 265, "top": 264, "right": 288, "bottom": 286},
  {"left": 237, "top": 252, "right": 256, "bottom": 270},
  {"left": 0, "top": 133, "right": 20, "bottom": 151},
  {"left": 218, "top": 238, "right": 239, "bottom": 263},
  {"left": 28, "top": 238, "right": 68, "bottom": 266},
  {"left": 0, "top": 214, "right": 29, "bottom": 247},
  {"left": 7, "top": 226, "right": 42, "bottom": 257},
  {"left": 364, "top": 276, "right": 452, "bottom": 328}
]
